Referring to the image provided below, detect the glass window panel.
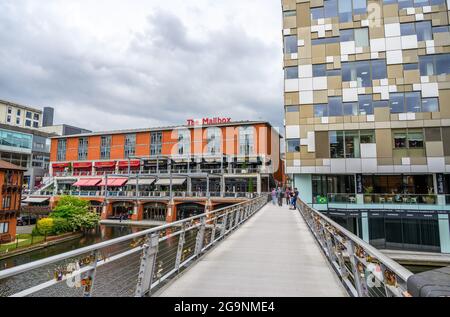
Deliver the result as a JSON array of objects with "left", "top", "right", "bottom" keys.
[
  {"left": 398, "top": 0, "right": 414, "bottom": 8},
  {"left": 352, "top": 0, "right": 367, "bottom": 14},
  {"left": 416, "top": 21, "right": 433, "bottom": 41},
  {"left": 286, "top": 106, "right": 299, "bottom": 112},
  {"left": 422, "top": 98, "right": 439, "bottom": 112},
  {"left": 327, "top": 69, "right": 341, "bottom": 77},
  {"left": 435, "top": 54, "right": 450, "bottom": 76},
  {"left": 342, "top": 62, "right": 354, "bottom": 82},
  {"left": 356, "top": 61, "right": 371, "bottom": 87},
  {"left": 432, "top": 26, "right": 450, "bottom": 33},
  {"left": 355, "top": 28, "right": 369, "bottom": 47},
  {"left": 314, "top": 104, "right": 328, "bottom": 117},
  {"left": 373, "top": 101, "right": 389, "bottom": 108},
  {"left": 390, "top": 93, "right": 405, "bottom": 113},
  {"left": 324, "top": 0, "right": 338, "bottom": 18},
  {"left": 345, "top": 131, "right": 360, "bottom": 158},
  {"left": 408, "top": 131, "right": 424, "bottom": 148},
  {"left": 419, "top": 56, "right": 435, "bottom": 76},
  {"left": 283, "top": 10, "right": 297, "bottom": 17},
  {"left": 359, "top": 95, "right": 373, "bottom": 115},
  {"left": 338, "top": 0, "right": 353, "bottom": 22},
  {"left": 430, "top": 0, "right": 445, "bottom": 4},
  {"left": 405, "top": 92, "right": 421, "bottom": 113},
  {"left": 394, "top": 130, "right": 407, "bottom": 148},
  {"left": 403, "top": 63, "right": 419, "bottom": 70},
  {"left": 285, "top": 66, "right": 298, "bottom": 79},
  {"left": 383, "top": 0, "right": 397, "bottom": 3},
  {"left": 360, "top": 130, "right": 375, "bottom": 143},
  {"left": 413, "top": 0, "right": 429, "bottom": 6},
  {"left": 287, "top": 139, "right": 301, "bottom": 152},
  {"left": 330, "top": 131, "right": 345, "bottom": 158},
  {"left": 328, "top": 97, "right": 343, "bottom": 116},
  {"left": 401, "top": 23, "right": 415, "bottom": 36},
  {"left": 284, "top": 35, "right": 298, "bottom": 54},
  {"left": 340, "top": 29, "right": 354, "bottom": 42},
  {"left": 372, "top": 60, "right": 387, "bottom": 79},
  {"left": 313, "top": 64, "right": 327, "bottom": 77},
  {"left": 311, "top": 7, "right": 324, "bottom": 20},
  {"left": 343, "top": 103, "right": 359, "bottom": 115}
]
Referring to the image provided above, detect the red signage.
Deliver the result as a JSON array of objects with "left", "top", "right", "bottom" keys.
[{"left": 187, "top": 117, "right": 231, "bottom": 126}]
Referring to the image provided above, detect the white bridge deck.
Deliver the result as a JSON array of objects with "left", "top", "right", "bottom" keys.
[{"left": 157, "top": 204, "right": 347, "bottom": 297}]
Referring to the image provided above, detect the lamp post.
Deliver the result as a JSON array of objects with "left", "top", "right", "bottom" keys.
[{"left": 169, "top": 159, "right": 173, "bottom": 200}]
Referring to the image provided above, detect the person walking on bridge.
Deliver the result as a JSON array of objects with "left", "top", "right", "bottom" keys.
[
  {"left": 277, "top": 187, "right": 283, "bottom": 207},
  {"left": 271, "top": 188, "right": 277, "bottom": 205},
  {"left": 285, "top": 187, "right": 291, "bottom": 206}
]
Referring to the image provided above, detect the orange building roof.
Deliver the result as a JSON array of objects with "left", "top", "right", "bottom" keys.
[{"left": 0, "top": 160, "right": 27, "bottom": 171}]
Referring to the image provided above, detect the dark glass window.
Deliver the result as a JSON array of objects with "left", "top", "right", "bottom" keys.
[
  {"left": 372, "top": 60, "right": 387, "bottom": 79},
  {"left": 286, "top": 106, "right": 299, "bottom": 112},
  {"left": 313, "top": 64, "right": 327, "bottom": 77},
  {"left": 328, "top": 97, "right": 343, "bottom": 116},
  {"left": 284, "top": 35, "right": 298, "bottom": 54},
  {"left": 359, "top": 95, "right": 373, "bottom": 115},
  {"left": 343, "top": 103, "right": 358, "bottom": 116},
  {"left": 330, "top": 131, "right": 345, "bottom": 158},
  {"left": 287, "top": 139, "right": 300, "bottom": 152},
  {"left": 405, "top": 92, "right": 421, "bottom": 113},
  {"left": 324, "top": 0, "right": 338, "bottom": 18},
  {"left": 390, "top": 93, "right": 405, "bottom": 113},
  {"left": 422, "top": 98, "right": 439, "bottom": 112},
  {"left": 285, "top": 66, "right": 298, "bottom": 79},
  {"left": 314, "top": 104, "right": 328, "bottom": 117}
]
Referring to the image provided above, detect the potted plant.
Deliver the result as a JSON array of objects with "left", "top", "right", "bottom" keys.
[{"left": 364, "top": 186, "right": 374, "bottom": 204}]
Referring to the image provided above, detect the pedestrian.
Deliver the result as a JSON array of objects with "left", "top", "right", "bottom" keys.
[
  {"left": 277, "top": 187, "right": 283, "bottom": 207},
  {"left": 271, "top": 188, "right": 277, "bottom": 205},
  {"left": 285, "top": 187, "right": 291, "bottom": 206},
  {"left": 292, "top": 188, "right": 299, "bottom": 210}
]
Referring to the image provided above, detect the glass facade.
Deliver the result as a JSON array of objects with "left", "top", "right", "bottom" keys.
[
  {"left": 150, "top": 132, "right": 162, "bottom": 156},
  {"left": 177, "top": 129, "right": 191, "bottom": 155},
  {"left": 124, "top": 134, "right": 136, "bottom": 158},
  {"left": 206, "top": 127, "right": 221, "bottom": 155},
  {"left": 0, "top": 129, "right": 32, "bottom": 150},
  {"left": 239, "top": 126, "right": 254, "bottom": 155},
  {"left": 57, "top": 139, "right": 66, "bottom": 161},
  {"left": 100, "top": 136, "right": 111, "bottom": 160},
  {"left": 78, "top": 137, "right": 89, "bottom": 161}
]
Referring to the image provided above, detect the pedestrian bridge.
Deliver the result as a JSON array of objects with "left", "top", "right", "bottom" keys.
[{"left": 0, "top": 196, "right": 413, "bottom": 297}]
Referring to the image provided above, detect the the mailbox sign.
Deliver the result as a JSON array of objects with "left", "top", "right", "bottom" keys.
[{"left": 187, "top": 118, "right": 232, "bottom": 126}]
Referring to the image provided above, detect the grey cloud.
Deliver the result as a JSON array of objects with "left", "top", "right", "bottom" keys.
[{"left": 0, "top": 2, "right": 284, "bottom": 131}]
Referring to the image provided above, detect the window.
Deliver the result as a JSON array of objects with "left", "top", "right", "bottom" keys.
[
  {"left": 339, "top": 0, "right": 353, "bottom": 22},
  {"left": 420, "top": 54, "right": 450, "bottom": 76},
  {"left": 328, "top": 97, "right": 343, "bottom": 116},
  {"left": 34, "top": 113, "right": 40, "bottom": 121},
  {"left": 394, "top": 129, "right": 424, "bottom": 149},
  {"left": 207, "top": 127, "right": 221, "bottom": 155},
  {"left": 33, "top": 122, "right": 39, "bottom": 128},
  {"left": 358, "top": 95, "right": 373, "bottom": 115},
  {"left": 371, "top": 60, "right": 387, "bottom": 79},
  {"left": 16, "top": 109, "right": 21, "bottom": 116},
  {"left": 239, "top": 126, "right": 254, "bottom": 155},
  {"left": 398, "top": 0, "right": 413, "bottom": 8},
  {"left": 286, "top": 106, "right": 299, "bottom": 113},
  {"left": 177, "top": 129, "right": 191, "bottom": 155},
  {"left": 0, "top": 222, "right": 9, "bottom": 234},
  {"left": 283, "top": 10, "right": 296, "bottom": 17},
  {"left": 330, "top": 130, "right": 374, "bottom": 158},
  {"left": 313, "top": 64, "right": 326, "bottom": 77},
  {"left": 285, "top": 66, "right": 298, "bottom": 79},
  {"left": 314, "top": 104, "right": 328, "bottom": 117},
  {"left": 311, "top": 7, "right": 324, "bottom": 20},
  {"left": 287, "top": 139, "right": 300, "bottom": 153},
  {"left": 100, "top": 136, "right": 111, "bottom": 160},
  {"left": 403, "top": 63, "right": 418, "bottom": 70},
  {"left": 25, "top": 120, "right": 32, "bottom": 127},
  {"left": 124, "top": 134, "right": 136, "bottom": 158},
  {"left": 342, "top": 61, "right": 371, "bottom": 87},
  {"left": 324, "top": 0, "right": 338, "bottom": 18},
  {"left": 7, "top": 107, "right": 12, "bottom": 114},
  {"left": 150, "top": 132, "right": 162, "bottom": 156},
  {"left": 390, "top": 93, "right": 406, "bottom": 113},
  {"left": 433, "top": 26, "right": 450, "bottom": 34},
  {"left": 57, "top": 139, "right": 67, "bottom": 161},
  {"left": 284, "top": 35, "right": 298, "bottom": 54},
  {"left": 401, "top": 23, "right": 415, "bottom": 36},
  {"left": 78, "top": 137, "right": 89, "bottom": 161},
  {"left": 2, "top": 196, "right": 11, "bottom": 209},
  {"left": 330, "top": 131, "right": 345, "bottom": 158},
  {"left": 416, "top": 22, "right": 432, "bottom": 41},
  {"left": 405, "top": 92, "right": 421, "bottom": 113},
  {"left": 422, "top": 98, "right": 439, "bottom": 112},
  {"left": 352, "top": 0, "right": 367, "bottom": 14},
  {"left": 16, "top": 118, "right": 20, "bottom": 125},
  {"left": 6, "top": 116, "right": 11, "bottom": 123},
  {"left": 0, "top": 129, "right": 33, "bottom": 149},
  {"left": 354, "top": 28, "right": 369, "bottom": 47},
  {"left": 26, "top": 111, "right": 32, "bottom": 119},
  {"left": 343, "top": 103, "right": 358, "bottom": 116}
]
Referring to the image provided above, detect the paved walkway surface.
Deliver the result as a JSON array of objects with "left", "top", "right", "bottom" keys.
[{"left": 157, "top": 204, "right": 347, "bottom": 297}]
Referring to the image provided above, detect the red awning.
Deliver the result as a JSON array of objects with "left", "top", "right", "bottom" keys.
[
  {"left": 98, "top": 178, "right": 128, "bottom": 187},
  {"left": 52, "top": 163, "right": 69, "bottom": 169},
  {"left": 73, "top": 178, "right": 102, "bottom": 187},
  {"left": 95, "top": 161, "right": 116, "bottom": 168},
  {"left": 118, "top": 160, "right": 141, "bottom": 168},
  {"left": 73, "top": 162, "right": 93, "bottom": 169}
]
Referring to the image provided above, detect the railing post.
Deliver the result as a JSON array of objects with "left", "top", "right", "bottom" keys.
[
  {"left": 221, "top": 211, "right": 228, "bottom": 238},
  {"left": 234, "top": 207, "right": 241, "bottom": 229},
  {"left": 194, "top": 217, "right": 206, "bottom": 256},
  {"left": 210, "top": 215, "right": 218, "bottom": 244},
  {"left": 347, "top": 241, "right": 368, "bottom": 297},
  {"left": 135, "top": 233, "right": 159, "bottom": 297},
  {"left": 82, "top": 250, "right": 99, "bottom": 297},
  {"left": 175, "top": 224, "right": 186, "bottom": 271}
]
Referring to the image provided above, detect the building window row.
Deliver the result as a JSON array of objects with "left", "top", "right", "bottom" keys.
[
  {"left": 383, "top": 0, "right": 446, "bottom": 8},
  {"left": 0, "top": 129, "right": 33, "bottom": 150},
  {"left": 419, "top": 54, "right": 450, "bottom": 77},
  {"left": 330, "top": 130, "right": 376, "bottom": 158}
]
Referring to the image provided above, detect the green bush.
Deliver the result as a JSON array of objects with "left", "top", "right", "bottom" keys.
[
  {"left": 50, "top": 196, "right": 100, "bottom": 232},
  {"left": 36, "top": 218, "right": 54, "bottom": 235},
  {"left": 52, "top": 218, "right": 72, "bottom": 235}
]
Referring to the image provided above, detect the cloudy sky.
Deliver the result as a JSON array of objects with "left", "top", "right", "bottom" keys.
[{"left": 0, "top": 0, "right": 284, "bottom": 132}]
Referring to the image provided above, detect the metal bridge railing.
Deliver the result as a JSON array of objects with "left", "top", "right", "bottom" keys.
[
  {"left": 297, "top": 198, "right": 414, "bottom": 297},
  {"left": 0, "top": 196, "right": 268, "bottom": 297}
]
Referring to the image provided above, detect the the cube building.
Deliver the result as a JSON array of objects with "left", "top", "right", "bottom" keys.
[{"left": 282, "top": 0, "right": 450, "bottom": 252}]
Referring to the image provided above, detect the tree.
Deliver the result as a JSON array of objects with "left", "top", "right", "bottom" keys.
[{"left": 50, "top": 196, "right": 100, "bottom": 232}]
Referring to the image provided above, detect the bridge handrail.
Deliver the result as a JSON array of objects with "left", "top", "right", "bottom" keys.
[
  {"left": 297, "top": 198, "right": 414, "bottom": 297},
  {"left": 0, "top": 195, "right": 268, "bottom": 297}
]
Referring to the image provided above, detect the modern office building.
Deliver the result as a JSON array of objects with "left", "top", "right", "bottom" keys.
[
  {"left": 0, "top": 160, "right": 25, "bottom": 243},
  {"left": 38, "top": 124, "right": 92, "bottom": 136},
  {"left": 281, "top": 0, "right": 450, "bottom": 253},
  {"left": 38, "top": 120, "right": 282, "bottom": 222},
  {"left": 0, "top": 99, "right": 54, "bottom": 129},
  {"left": 0, "top": 123, "right": 52, "bottom": 190}
]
